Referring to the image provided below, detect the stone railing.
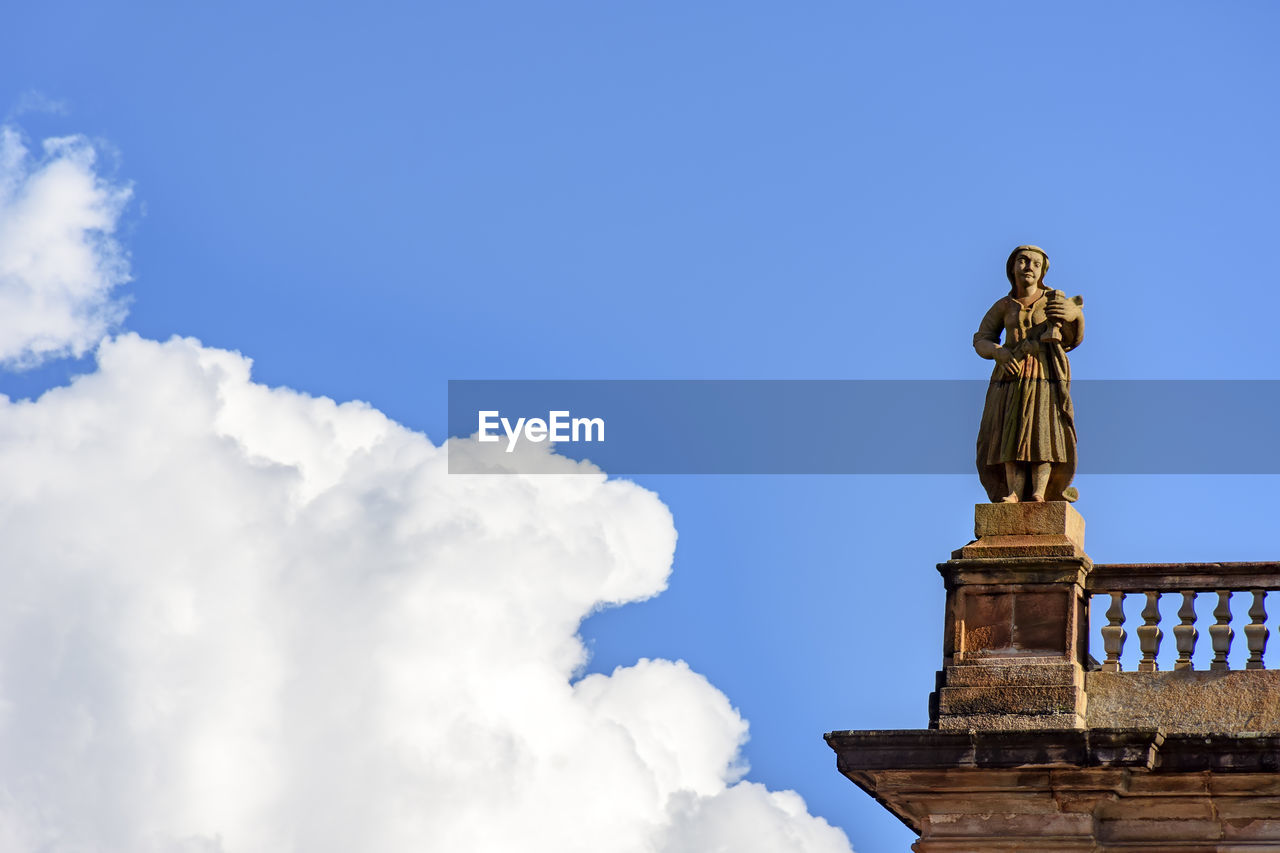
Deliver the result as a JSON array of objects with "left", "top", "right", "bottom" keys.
[{"left": 1087, "top": 562, "right": 1280, "bottom": 672}]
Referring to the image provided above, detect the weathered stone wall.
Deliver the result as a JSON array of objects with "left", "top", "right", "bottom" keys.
[{"left": 1086, "top": 669, "right": 1280, "bottom": 733}]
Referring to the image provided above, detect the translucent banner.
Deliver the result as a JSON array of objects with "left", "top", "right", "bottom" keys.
[{"left": 446, "top": 380, "right": 1280, "bottom": 475}]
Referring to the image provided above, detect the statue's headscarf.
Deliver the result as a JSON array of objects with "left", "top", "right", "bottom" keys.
[{"left": 1005, "top": 245, "right": 1050, "bottom": 287}]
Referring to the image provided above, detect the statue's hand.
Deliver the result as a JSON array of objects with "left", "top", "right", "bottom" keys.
[
  {"left": 1045, "top": 294, "right": 1081, "bottom": 324},
  {"left": 993, "top": 346, "right": 1021, "bottom": 377}
]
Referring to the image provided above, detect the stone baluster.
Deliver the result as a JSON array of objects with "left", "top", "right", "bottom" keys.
[
  {"left": 1173, "top": 590, "right": 1198, "bottom": 671},
  {"left": 1101, "top": 592, "right": 1126, "bottom": 673},
  {"left": 1209, "top": 590, "right": 1234, "bottom": 672},
  {"left": 1245, "top": 589, "right": 1269, "bottom": 670},
  {"left": 1137, "top": 591, "right": 1163, "bottom": 672}
]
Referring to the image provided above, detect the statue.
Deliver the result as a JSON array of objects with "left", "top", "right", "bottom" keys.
[{"left": 974, "top": 245, "right": 1084, "bottom": 503}]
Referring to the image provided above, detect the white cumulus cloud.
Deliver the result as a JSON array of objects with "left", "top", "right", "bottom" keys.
[
  {"left": 0, "top": 126, "right": 131, "bottom": 367},
  {"left": 0, "top": 133, "right": 853, "bottom": 853}
]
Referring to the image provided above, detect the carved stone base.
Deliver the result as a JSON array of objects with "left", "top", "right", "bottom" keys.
[
  {"left": 931, "top": 504, "right": 1091, "bottom": 730},
  {"left": 954, "top": 501, "right": 1085, "bottom": 559},
  {"left": 936, "top": 659, "right": 1086, "bottom": 729}
]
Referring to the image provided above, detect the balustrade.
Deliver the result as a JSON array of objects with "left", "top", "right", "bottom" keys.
[{"left": 1087, "top": 563, "right": 1280, "bottom": 672}]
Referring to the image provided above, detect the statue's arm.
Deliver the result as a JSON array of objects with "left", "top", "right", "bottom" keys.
[{"left": 972, "top": 300, "right": 1006, "bottom": 360}]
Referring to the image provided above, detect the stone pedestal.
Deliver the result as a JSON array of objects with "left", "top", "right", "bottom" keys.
[{"left": 930, "top": 503, "right": 1091, "bottom": 730}]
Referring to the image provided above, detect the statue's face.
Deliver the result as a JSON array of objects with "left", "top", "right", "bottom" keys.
[{"left": 1012, "top": 251, "right": 1044, "bottom": 288}]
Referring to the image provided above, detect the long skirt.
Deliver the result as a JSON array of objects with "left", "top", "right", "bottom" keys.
[{"left": 975, "top": 348, "right": 1078, "bottom": 502}]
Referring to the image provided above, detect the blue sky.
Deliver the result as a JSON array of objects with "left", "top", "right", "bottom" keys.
[{"left": 3, "top": 3, "right": 1279, "bottom": 851}]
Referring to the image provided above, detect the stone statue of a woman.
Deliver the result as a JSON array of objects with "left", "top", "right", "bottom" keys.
[{"left": 974, "top": 245, "right": 1084, "bottom": 503}]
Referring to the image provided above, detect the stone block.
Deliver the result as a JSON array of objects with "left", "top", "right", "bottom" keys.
[
  {"left": 943, "top": 661, "right": 1079, "bottom": 688},
  {"left": 974, "top": 501, "right": 1085, "bottom": 539},
  {"left": 923, "top": 811, "right": 1094, "bottom": 838},
  {"left": 1207, "top": 776, "right": 1280, "bottom": 797},
  {"left": 915, "top": 840, "right": 1094, "bottom": 852},
  {"left": 935, "top": 712, "right": 1083, "bottom": 731},
  {"left": 1010, "top": 590, "right": 1069, "bottom": 652},
  {"left": 941, "top": 558, "right": 1091, "bottom": 587},
  {"left": 1096, "top": 796, "right": 1216, "bottom": 821},
  {"left": 955, "top": 535, "right": 1081, "bottom": 558},
  {"left": 957, "top": 588, "right": 1072, "bottom": 657},
  {"left": 1222, "top": 817, "right": 1280, "bottom": 841},
  {"left": 1098, "top": 817, "right": 1227, "bottom": 843},
  {"left": 957, "top": 502, "right": 1086, "bottom": 558},
  {"left": 1085, "top": 670, "right": 1280, "bottom": 733},
  {"left": 937, "top": 684, "right": 1080, "bottom": 716},
  {"left": 1214, "top": 798, "right": 1280, "bottom": 821}
]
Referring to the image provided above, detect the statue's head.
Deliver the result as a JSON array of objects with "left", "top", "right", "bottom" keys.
[{"left": 1005, "top": 245, "right": 1049, "bottom": 288}]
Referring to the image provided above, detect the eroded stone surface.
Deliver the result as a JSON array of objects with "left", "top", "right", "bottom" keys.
[
  {"left": 944, "top": 661, "right": 1079, "bottom": 687},
  {"left": 935, "top": 711, "right": 1084, "bottom": 731},
  {"left": 826, "top": 730, "right": 1280, "bottom": 849},
  {"left": 974, "top": 501, "right": 1084, "bottom": 541},
  {"left": 959, "top": 502, "right": 1086, "bottom": 558},
  {"left": 957, "top": 534, "right": 1082, "bottom": 559},
  {"left": 938, "top": 684, "right": 1080, "bottom": 716},
  {"left": 1087, "top": 669, "right": 1280, "bottom": 733}
]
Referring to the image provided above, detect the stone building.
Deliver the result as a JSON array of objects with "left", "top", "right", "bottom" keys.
[{"left": 826, "top": 502, "right": 1280, "bottom": 851}]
